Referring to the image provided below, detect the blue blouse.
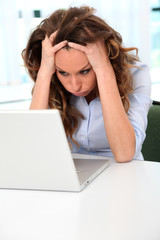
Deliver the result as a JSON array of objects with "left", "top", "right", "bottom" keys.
[{"left": 69, "top": 62, "right": 152, "bottom": 160}]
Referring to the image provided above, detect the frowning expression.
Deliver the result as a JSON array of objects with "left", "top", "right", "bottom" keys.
[{"left": 55, "top": 48, "right": 97, "bottom": 97}]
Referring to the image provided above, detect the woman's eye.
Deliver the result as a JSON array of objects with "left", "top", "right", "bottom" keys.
[
  {"left": 80, "top": 68, "right": 91, "bottom": 75},
  {"left": 58, "top": 71, "right": 68, "bottom": 76}
]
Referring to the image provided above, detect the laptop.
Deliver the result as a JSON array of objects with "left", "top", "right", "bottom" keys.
[{"left": 0, "top": 110, "right": 109, "bottom": 192}]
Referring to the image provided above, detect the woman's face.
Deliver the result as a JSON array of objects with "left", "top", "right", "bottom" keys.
[{"left": 55, "top": 48, "right": 97, "bottom": 97}]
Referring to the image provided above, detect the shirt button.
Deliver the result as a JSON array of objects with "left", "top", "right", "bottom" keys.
[{"left": 83, "top": 135, "right": 87, "bottom": 139}]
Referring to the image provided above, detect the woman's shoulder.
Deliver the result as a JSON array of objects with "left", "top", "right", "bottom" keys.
[
  {"left": 130, "top": 61, "right": 152, "bottom": 97},
  {"left": 131, "top": 61, "right": 150, "bottom": 75}
]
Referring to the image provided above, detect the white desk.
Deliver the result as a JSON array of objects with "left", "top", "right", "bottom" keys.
[{"left": 0, "top": 159, "right": 160, "bottom": 240}]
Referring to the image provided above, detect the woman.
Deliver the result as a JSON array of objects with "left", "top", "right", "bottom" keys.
[{"left": 22, "top": 6, "right": 152, "bottom": 162}]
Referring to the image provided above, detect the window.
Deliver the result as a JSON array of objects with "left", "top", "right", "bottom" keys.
[
  {"left": 0, "top": 0, "right": 160, "bottom": 108},
  {"left": 150, "top": 0, "right": 160, "bottom": 100},
  {"left": 18, "top": 9, "right": 43, "bottom": 84}
]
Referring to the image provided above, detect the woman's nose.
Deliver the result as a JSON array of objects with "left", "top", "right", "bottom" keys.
[{"left": 71, "top": 76, "right": 82, "bottom": 92}]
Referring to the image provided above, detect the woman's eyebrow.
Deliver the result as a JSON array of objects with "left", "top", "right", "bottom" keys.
[
  {"left": 80, "top": 62, "right": 91, "bottom": 70},
  {"left": 55, "top": 62, "right": 91, "bottom": 72},
  {"left": 55, "top": 65, "right": 66, "bottom": 71}
]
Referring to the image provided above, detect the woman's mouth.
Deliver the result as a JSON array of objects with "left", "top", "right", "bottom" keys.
[{"left": 71, "top": 91, "right": 88, "bottom": 97}]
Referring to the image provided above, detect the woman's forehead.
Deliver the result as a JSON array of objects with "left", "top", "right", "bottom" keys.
[{"left": 55, "top": 48, "right": 89, "bottom": 72}]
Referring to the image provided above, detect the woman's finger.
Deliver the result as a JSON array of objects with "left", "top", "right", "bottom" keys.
[
  {"left": 42, "top": 34, "right": 49, "bottom": 43},
  {"left": 49, "top": 30, "right": 58, "bottom": 42},
  {"left": 42, "top": 31, "right": 58, "bottom": 47},
  {"left": 53, "top": 40, "right": 68, "bottom": 53},
  {"left": 67, "top": 42, "right": 87, "bottom": 53}
]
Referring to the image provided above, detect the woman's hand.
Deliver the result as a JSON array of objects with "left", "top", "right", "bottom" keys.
[
  {"left": 40, "top": 31, "right": 67, "bottom": 75},
  {"left": 68, "top": 40, "right": 110, "bottom": 74},
  {"left": 30, "top": 32, "right": 67, "bottom": 109}
]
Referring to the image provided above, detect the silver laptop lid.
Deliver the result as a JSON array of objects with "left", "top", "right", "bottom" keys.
[{"left": 0, "top": 110, "right": 81, "bottom": 191}]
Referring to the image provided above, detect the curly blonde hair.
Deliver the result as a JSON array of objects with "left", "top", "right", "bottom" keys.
[{"left": 22, "top": 6, "right": 139, "bottom": 146}]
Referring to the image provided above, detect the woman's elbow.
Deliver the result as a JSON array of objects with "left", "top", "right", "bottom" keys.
[{"left": 114, "top": 150, "right": 135, "bottom": 163}]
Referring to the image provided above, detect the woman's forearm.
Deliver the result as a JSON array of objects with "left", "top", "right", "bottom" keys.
[
  {"left": 96, "top": 63, "right": 135, "bottom": 162},
  {"left": 30, "top": 69, "right": 52, "bottom": 109}
]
